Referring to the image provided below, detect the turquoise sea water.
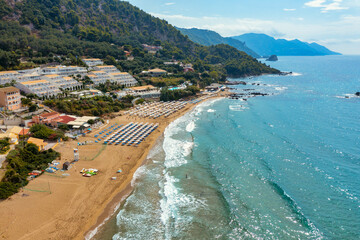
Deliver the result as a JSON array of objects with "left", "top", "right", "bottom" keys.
[{"left": 95, "top": 56, "right": 360, "bottom": 239}]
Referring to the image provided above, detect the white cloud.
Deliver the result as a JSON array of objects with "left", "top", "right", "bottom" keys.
[
  {"left": 304, "top": 0, "right": 349, "bottom": 12},
  {"left": 152, "top": 13, "right": 197, "bottom": 21},
  {"left": 305, "top": 0, "right": 326, "bottom": 8},
  {"left": 284, "top": 8, "right": 296, "bottom": 11},
  {"left": 319, "top": 38, "right": 360, "bottom": 44},
  {"left": 340, "top": 15, "right": 360, "bottom": 24},
  {"left": 164, "top": 2, "right": 175, "bottom": 6},
  {"left": 152, "top": 13, "right": 274, "bottom": 36}
]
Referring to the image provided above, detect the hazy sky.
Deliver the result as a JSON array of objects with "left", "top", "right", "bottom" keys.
[{"left": 126, "top": 0, "right": 360, "bottom": 54}]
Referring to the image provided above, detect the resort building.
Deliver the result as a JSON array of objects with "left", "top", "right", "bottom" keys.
[
  {"left": 15, "top": 79, "right": 61, "bottom": 98},
  {"left": 142, "top": 44, "right": 163, "bottom": 54},
  {"left": 0, "top": 87, "right": 21, "bottom": 111},
  {"left": 53, "top": 115, "right": 76, "bottom": 127},
  {"left": 17, "top": 73, "right": 42, "bottom": 83},
  {"left": 41, "top": 66, "right": 87, "bottom": 76},
  {"left": 44, "top": 74, "right": 82, "bottom": 91},
  {"left": 109, "top": 72, "right": 138, "bottom": 87},
  {"left": 93, "top": 65, "right": 119, "bottom": 73},
  {"left": 164, "top": 61, "right": 179, "bottom": 65},
  {"left": 127, "top": 85, "right": 160, "bottom": 98},
  {"left": 32, "top": 111, "right": 78, "bottom": 127},
  {"left": 82, "top": 58, "right": 104, "bottom": 67},
  {"left": 67, "top": 116, "right": 99, "bottom": 129},
  {"left": 27, "top": 137, "right": 48, "bottom": 151},
  {"left": 87, "top": 66, "right": 138, "bottom": 87},
  {"left": 32, "top": 112, "right": 61, "bottom": 125},
  {"left": 0, "top": 131, "right": 18, "bottom": 145},
  {"left": 87, "top": 71, "right": 110, "bottom": 85},
  {"left": 205, "top": 83, "right": 223, "bottom": 92},
  {"left": 0, "top": 71, "right": 20, "bottom": 85},
  {"left": 182, "top": 63, "right": 194, "bottom": 72}
]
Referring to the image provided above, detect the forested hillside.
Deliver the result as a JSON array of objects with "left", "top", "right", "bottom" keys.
[{"left": 0, "top": 0, "right": 279, "bottom": 78}]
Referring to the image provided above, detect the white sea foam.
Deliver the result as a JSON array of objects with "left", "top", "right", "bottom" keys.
[
  {"left": 160, "top": 171, "right": 207, "bottom": 239},
  {"left": 131, "top": 165, "right": 147, "bottom": 187},
  {"left": 85, "top": 193, "right": 128, "bottom": 240},
  {"left": 229, "top": 104, "right": 249, "bottom": 112},
  {"left": 182, "top": 141, "right": 194, "bottom": 157},
  {"left": 193, "top": 98, "right": 223, "bottom": 116},
  {"left": 160, "top": 172, "right": 180, "bottom": 225},
  {"left": 163, "top": 138, "right": 189, "bottom": 168},
  {"left": 162, "top": 98, "right": 221, "bottom": 168},
  {"left": 158, "top": 99, "right": 217, "bottom": 238},
  {"left": 275, "top": 86, "right": 288, "bottom": 91},
  {"left": 290, "top": 72, "right": 302, "bottom": 76},
  {"left": 186, "top": 121, "right": 195, "bottom": 132},
  {"left": 207, "top": 108, "right": 216, "bottom": 112}
]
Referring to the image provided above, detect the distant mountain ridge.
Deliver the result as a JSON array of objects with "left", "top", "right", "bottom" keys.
[
  {"left": 177, "top": 28, "right": 260, "bottom": 58},
  {"left": 231, "top": 33, "right": 341, "bottom": 57}
]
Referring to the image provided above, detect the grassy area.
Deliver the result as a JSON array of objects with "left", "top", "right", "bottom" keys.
[
  {"left": 149, "top": 77, "right": 184, "bottom": 87},
  {"left": 83, "top": 145, "right": 107, "bottom": 161}
]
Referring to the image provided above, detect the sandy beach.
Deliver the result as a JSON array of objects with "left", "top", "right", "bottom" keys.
[{"left": 0, "top": 93, "right": 226, "bottom": 240}]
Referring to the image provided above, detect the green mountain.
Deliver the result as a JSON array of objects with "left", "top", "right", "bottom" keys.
[
  {"left": 0, "top": 0, "right": 279, "bottom": 78},
  {"left": 178, "top": 27, "right": 260, "bottom": 58},
  {"left": 232, "top": 33, "right": 341, "bottom": 57}
]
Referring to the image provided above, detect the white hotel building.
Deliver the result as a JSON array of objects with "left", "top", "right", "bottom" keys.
[
  {"left": 15, "top": 79, "right": 61, "bottom": 98},
  {"left": 0, "top": 71, "right": 21, "bottom": 85},
  {"left": 44, "top": 74, "right": 83, "bottom": 91},
  {"left": 88, "top": 65, "right": 137, "bottom": 87},
  {"left": 41, "top": 66, "right": 87, "bottom": 76},
  {"left": 0, "top": 63, "right": 137, "bottom": 97},
  {"left": 82, "top": 58, "right": 104, "bottom": 68}
]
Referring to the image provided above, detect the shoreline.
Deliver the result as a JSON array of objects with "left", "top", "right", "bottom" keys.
[
  {"left": 84, "top": 136, "right": 161, "bottom": 239},
  {"left": 0, "top": 93, "right": 226, "bottom": 240},
  {"left": 83, "top": 95, "right": 225, "bottom": 239}
]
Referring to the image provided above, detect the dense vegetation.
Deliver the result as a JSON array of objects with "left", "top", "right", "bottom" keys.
[
  {"left": 0, "top": 143, "right": 60, "bottom": 199},
  {"left": 160, "top": 86, "right": 200, "bottom": 101},
  {"left": 0, "top": 0, "right": 279, "bottom": 79},
  {"left": 30, "top": 124, "right": 65, "bottom": 140},
  {"left": 0, "top": 137, "right": 10, "bottom": 154},
  {"left": 95, "top": 80, "right": 123, "bottom": 93},
  {"left": 43, "top": 96, "right": 132, "bottom": 116}
]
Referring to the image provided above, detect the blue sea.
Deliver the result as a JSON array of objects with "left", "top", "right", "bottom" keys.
[{"left": 94, "top": 56, "right": 360, "bottom": 239}]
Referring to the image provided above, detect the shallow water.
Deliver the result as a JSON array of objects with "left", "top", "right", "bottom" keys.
[{"left": 95, "top": 56, "right": 360, "bottom": 239}]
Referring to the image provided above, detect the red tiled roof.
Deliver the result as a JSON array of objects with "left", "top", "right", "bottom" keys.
[
  {"left": 55, "top": 116, "right": 76, "bottom": 124},
  {"left": 19, "top": 129, "right": 30, "bottom": 135},
  {"left": 40, "top": 112, "right": 59, "bottom": 118}
]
